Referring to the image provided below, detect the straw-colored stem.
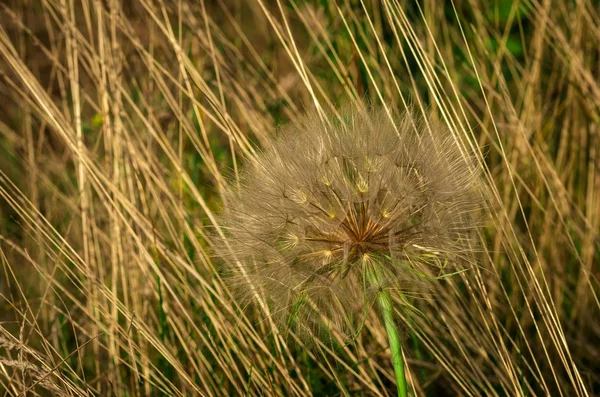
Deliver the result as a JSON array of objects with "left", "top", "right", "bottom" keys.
[{"left": 367, "top": 265, "right": 408, "bottom": 397}]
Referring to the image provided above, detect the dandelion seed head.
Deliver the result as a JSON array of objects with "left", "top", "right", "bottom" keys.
[{"left": 218, "top": 105, "right": 483, "bottom": 341}]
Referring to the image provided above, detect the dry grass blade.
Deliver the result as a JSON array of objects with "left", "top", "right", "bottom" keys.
[{"left": 0, "top": 0, "right": 598, "bottom": 396}]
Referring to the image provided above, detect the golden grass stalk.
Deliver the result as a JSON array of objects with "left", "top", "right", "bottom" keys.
[{"left": 0, "top": 0, "right": 597, "bottom": 395}]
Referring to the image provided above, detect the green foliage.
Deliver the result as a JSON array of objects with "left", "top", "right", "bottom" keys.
[{"left": 0, "top": 0, "right": 598, "bottom": 395}]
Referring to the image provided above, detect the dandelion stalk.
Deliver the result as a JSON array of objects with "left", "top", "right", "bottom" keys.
[{"left": 366, "top": 262, "right": 408, "bottom": 397}]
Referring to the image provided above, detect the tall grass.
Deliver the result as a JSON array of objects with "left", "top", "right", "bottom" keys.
[{"left": 0, "top": 0, "right": 598, "bottom": 395}]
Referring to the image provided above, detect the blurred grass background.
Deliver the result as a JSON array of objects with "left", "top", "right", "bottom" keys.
[{"left": 0, "top": 0, "right": 598, "bottom": 395}]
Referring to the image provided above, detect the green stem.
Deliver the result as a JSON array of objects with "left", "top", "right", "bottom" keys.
[{"left": 367, "top": 265, "right": 408, "bottom": 397}]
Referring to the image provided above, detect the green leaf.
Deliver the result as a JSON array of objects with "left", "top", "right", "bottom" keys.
[{"left": 91, "top": 113, "right": 103, "bottom": 128}]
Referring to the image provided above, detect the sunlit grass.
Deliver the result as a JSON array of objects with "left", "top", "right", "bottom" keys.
[{"left": 0, "top": 0, "right": 598, "bottom": 395}]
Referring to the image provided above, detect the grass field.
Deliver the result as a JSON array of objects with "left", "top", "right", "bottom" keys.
[{"left": 0, "top": 0, "right": 598, "bottom": 395}]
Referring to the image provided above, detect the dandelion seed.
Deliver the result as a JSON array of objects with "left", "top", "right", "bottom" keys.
[
  {"left": 355, "top": 173, "right": 369, "bottom": 194},
  {"left": 217, "top": 105, "right": 482, "bottom": 397}
]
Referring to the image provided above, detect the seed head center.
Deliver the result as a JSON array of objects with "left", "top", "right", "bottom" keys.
[{"left": 339, "top": 202, "right": 391, "bottom": 260}]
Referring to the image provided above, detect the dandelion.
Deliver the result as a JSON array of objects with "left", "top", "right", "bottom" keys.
[{"left": 217, "top": 105, "right": 482, "bottom": 396}]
